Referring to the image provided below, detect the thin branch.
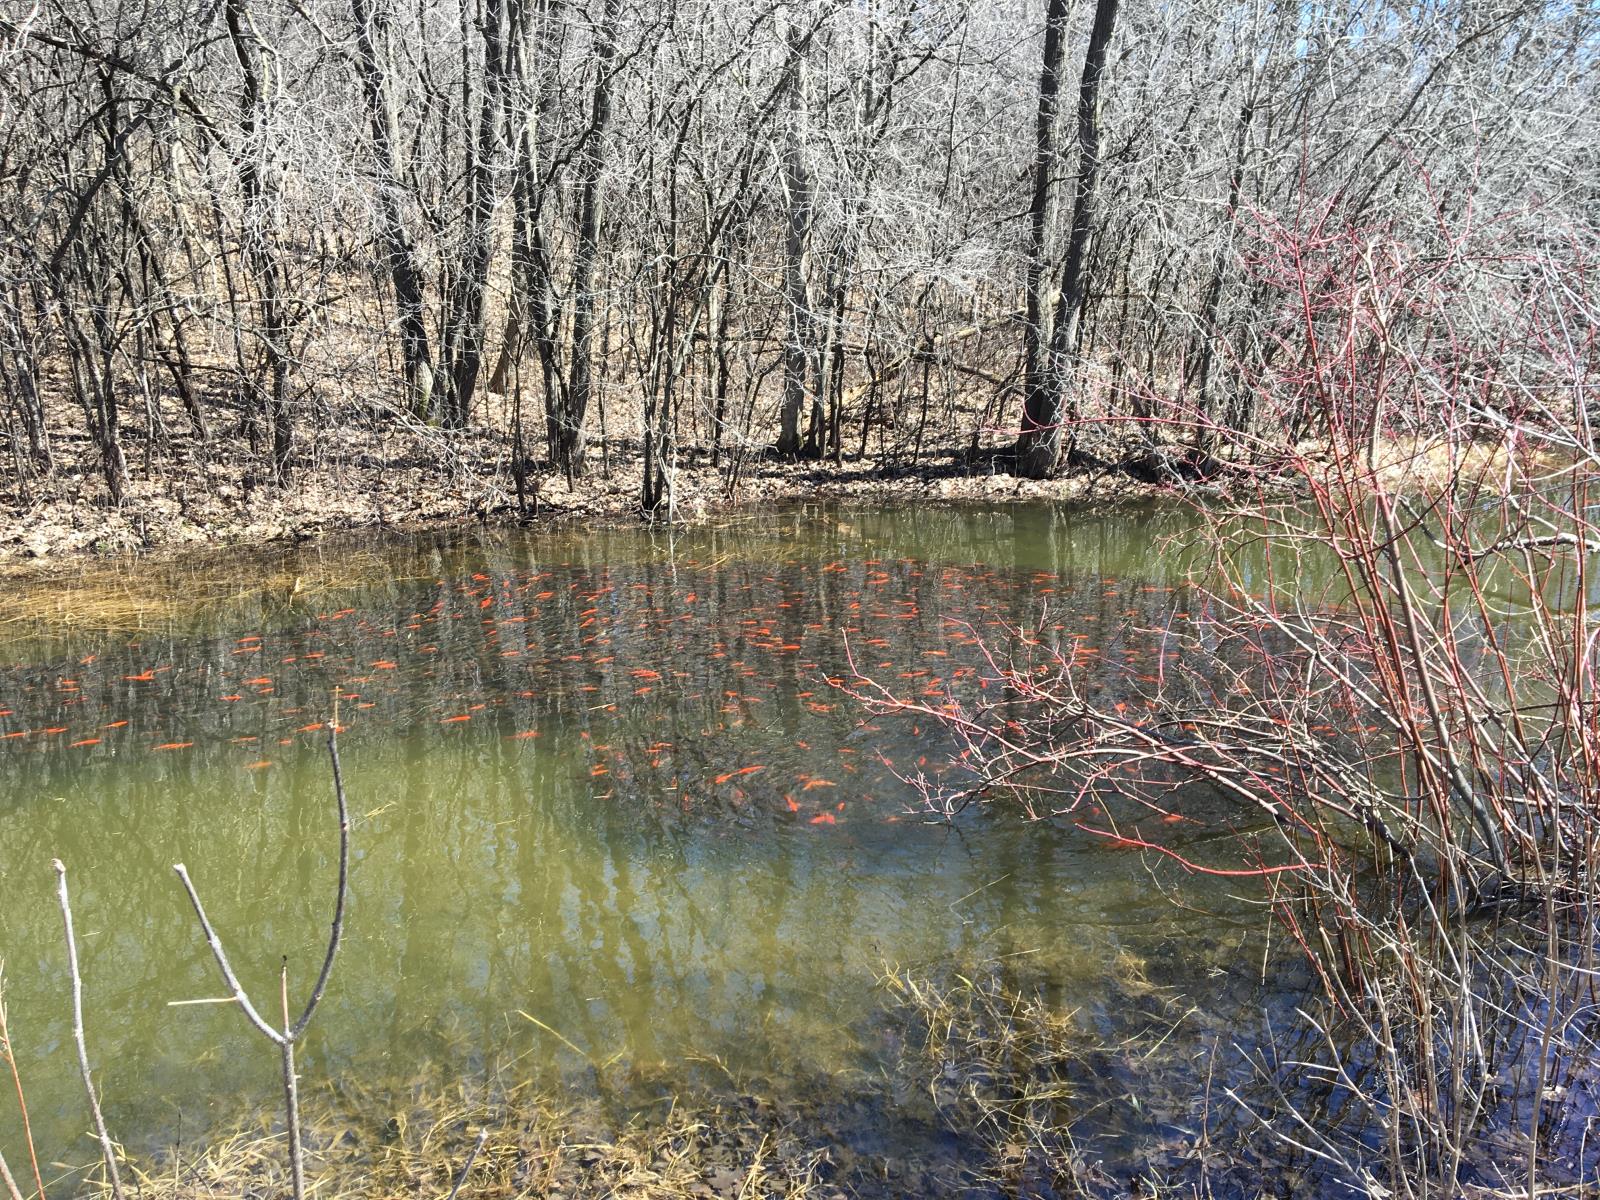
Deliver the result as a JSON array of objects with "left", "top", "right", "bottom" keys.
[
  {"left": 445, "top": 1129, "right": 489, "bottom": 1200},
  {"left": 171, "top": 864, "right": 287, "bottom": 1047},
  {"left": 292, "top": 726, "right": 350, "bottom": 1040},
  {"left": 170, "top": 717, "right": 351, "bottom": 1200},
  {"left": 0, "top": 965, "right": 47, "bottom": 1200},
  {"left": 0, "top": 1148, "right": 22, "bottom": 1200},
  {"left": 52, "top": 860, "right": 126, "bottom": 1200}
]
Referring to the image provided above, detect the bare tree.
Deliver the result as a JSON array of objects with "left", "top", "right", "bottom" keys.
[{"left": 0, "top": 0, "right": 1594, "bottom": 512}]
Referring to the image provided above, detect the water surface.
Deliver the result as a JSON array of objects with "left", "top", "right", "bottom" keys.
[{"left": 0, "top": 502, "right": 1282, "bottom": 1180}]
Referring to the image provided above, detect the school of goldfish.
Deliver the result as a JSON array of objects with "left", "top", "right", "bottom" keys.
[{"left": 0, "top": 550, "right": 1203, "bottom": 835}]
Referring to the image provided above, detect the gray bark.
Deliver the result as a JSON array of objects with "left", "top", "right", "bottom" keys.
[{"left": 1017, "top": 0, "right": 1120, "bottom": 479}]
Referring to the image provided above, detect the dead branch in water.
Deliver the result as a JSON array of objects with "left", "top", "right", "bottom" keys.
[
  {"left": 172, "top": 723, "right": 350, "bottom": 1200},
  {"left": 52, "top": 860, "right": 126, "bottom": 1200},
  {"left": 0, "top": 1147, "right": 22, "bottom": 1200},
  {"left": 0, "top": 965, "right": 46, "bottom": 1200}
]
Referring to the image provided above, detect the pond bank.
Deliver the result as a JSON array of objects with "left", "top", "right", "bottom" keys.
[
  {"left": 0, "top": 434, "right": 1180, "bottom": 572},
  {"left": 2, "top": 419, "right": 1528, "bottom": 577}
]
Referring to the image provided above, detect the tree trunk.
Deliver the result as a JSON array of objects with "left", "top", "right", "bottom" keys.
[
  {"left": 350, "top": 0, "right": 435, "bottom": 418},
  {"left": 1191, "top": 89, "right": 1255, "bottom": 449},
  {"left": 1019, "top": 0, "right": 1070, "bottom": 459},
  {"left": 776, "top": 18, "right": 816, "bottom": 459},
  {"left": 439, "top": 0, "right": 508, "bottom": 428},
  {"left": 491, "top": 0, "right": 564, "bottom": 432},
  {"left": 1017, "top": 0, "right": 1119, "bottom": 479},
  {"left": 225, "top": 0, "right": 293, "bottom": 482},
  {"left": 1, "top": 282, "right": 52, "bottom": 469},
  {"left": 556, "top": 0, "right": 621, "bottom": 476}
]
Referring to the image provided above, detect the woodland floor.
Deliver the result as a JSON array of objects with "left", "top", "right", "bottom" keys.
[
  {"left": 3, "top": 378, "right": 1513, "bottom": 577},
  {"left": 0, "top": 397, "right": 1182, "bottom": 576}
]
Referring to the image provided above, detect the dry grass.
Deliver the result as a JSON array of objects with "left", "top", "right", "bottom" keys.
[
  {"left": 1295, "top": 430, "right": 1578, "bottom": 496},
  {"left": 59, "top": 961, "right": 1205, "bottom": 1200},
  {"left": 0, "top": 542, "right": 428, "bottom": 648},
  {"left": 113, "top": 1076, "right": 826, "bottom": 1200},
  {"left": 878, "top": 958, "right": 1210, "bottom": 1199}
]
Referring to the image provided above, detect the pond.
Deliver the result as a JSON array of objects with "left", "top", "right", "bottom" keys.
[{"left": 0, "top": 502, "right": 1324, "bottom": 1191}]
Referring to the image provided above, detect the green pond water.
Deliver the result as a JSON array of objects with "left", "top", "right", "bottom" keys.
[{"left": 0, "top": 502, "right": 1322, "bottom": 1182}]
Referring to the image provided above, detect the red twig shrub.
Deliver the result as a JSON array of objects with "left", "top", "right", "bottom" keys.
[{"left": 843, "top": 192, "right": 1600, "bottom": 1195}]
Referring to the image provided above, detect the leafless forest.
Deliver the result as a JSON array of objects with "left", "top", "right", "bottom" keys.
[
  {"left": 4, "top": 3, "right": 1600, "bottom": 1195},
  {"left": 2, "top": 0, "right": 1594, "bottom": 524}
]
